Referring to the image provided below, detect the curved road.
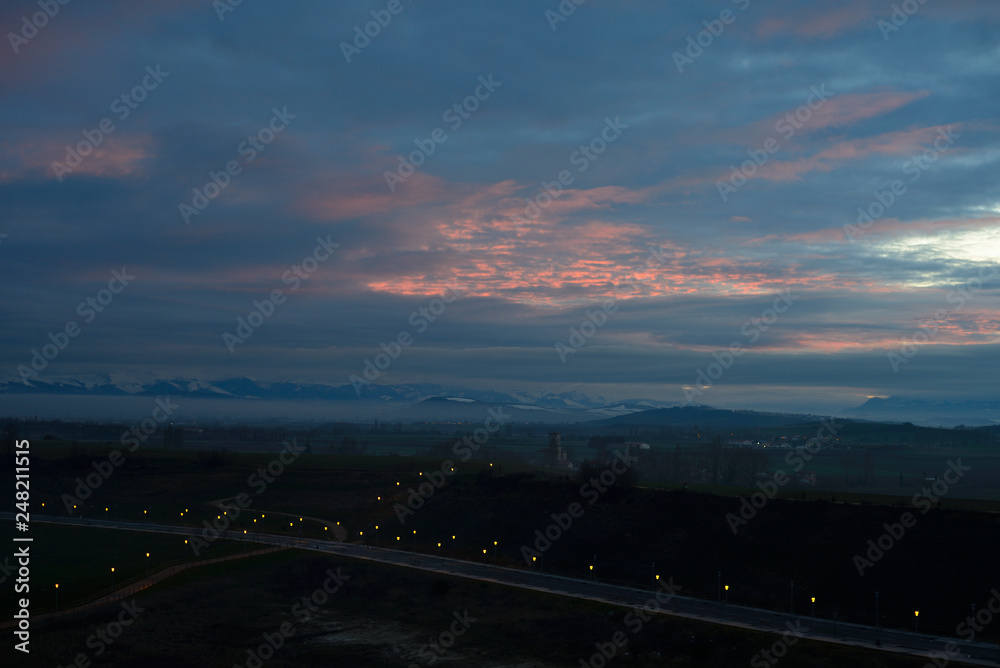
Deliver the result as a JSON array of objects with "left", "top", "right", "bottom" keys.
[{"left": 6, "top": 513, "right": 997, "bottom": 666}]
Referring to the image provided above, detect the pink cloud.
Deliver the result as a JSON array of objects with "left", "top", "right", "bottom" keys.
[
  {"left": 753, "top": 123, "right": 962, "bottom": 182},
  {"left": 2, "top": 133, "right": 153, "bottom": 182},
  {"left": 754, "top": 0, "right": 879, "bottom": 38}
]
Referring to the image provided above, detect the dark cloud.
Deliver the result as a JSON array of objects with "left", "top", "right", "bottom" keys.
[{"left": 1, "top": 0, "right": 998, "bottom": 412}]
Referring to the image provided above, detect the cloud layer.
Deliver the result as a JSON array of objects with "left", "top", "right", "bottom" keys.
[{"left": 1, "top": 0, "right": 998, "bottom": 414}]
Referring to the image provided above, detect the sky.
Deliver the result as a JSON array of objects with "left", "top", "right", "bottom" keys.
[{"left": 1, "top": 0, "right": 999, "bottom": 415}]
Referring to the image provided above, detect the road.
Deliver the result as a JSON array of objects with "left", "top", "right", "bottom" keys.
[{"left": 7, "top": 512, "right": 998, "bottom": 666}]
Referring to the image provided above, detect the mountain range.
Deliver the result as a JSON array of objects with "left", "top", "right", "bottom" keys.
[{"left": 2, "top": 374, "right": 996, "bottom": 426}]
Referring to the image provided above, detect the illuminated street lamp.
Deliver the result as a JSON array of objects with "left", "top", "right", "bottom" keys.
[
  {"left": 589, "top": 564, "right": 594, "bottom": 581},
  {"left": 452, "top": 535, "right": 456, "bottom": 559},
  {"left": 493, "top": 541, "right": 498, "bottom": 565},
  {"left": 375, "top": 525, "right": 380, "bottom": 548},
  {"left": 437, "top": 542, "right": 442, "bottom": 557},
  {"left": 724, "top": 585, "right": 729, "bottom": 610},
  {"left": 110, "top": 567, "right": 115, "bottom": 593},
  {"left": 413, "top": 530, "right": 417, "bottom": 552},
  {"left": 482, "top": 549, "right": 487, "bottom": 563},
  {"left": 55, "top": 583, "right": 59, "bottom": 611},
  {"left": 145, "top": 552, "right": 150, "bottom": 579},
  {"left": 915, "top": 610, "right": 919, "bottom": 633},
  {"left": 811, "top": 597, "right": 816, "bottom": 627}
]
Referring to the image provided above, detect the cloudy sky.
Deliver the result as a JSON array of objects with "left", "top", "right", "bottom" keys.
[{"left": 1, "top": 0, "right": 998, "bottom": 414}]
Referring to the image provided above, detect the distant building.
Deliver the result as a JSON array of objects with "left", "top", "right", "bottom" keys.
[{"left": 547, "top": 431, "right": 571, "bottom": 468}]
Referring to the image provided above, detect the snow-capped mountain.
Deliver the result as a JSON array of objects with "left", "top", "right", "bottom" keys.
[{"left": 0, "top": 373, "right": 678, "bottom": 422}]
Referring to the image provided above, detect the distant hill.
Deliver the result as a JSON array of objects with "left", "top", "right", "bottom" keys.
[
  {"left": 847, "top": 396, "right": 1000, "bottom": 427},
  {"left": 587, "top": 405, "right": 825, "bottom": 429}
]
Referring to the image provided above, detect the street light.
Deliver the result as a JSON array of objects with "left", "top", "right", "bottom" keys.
[
  {"left": 493, "top": 541, "right": 498, "bottom": 565},
  {"left": 413, "top": 530, "right": 417, "bottom": 552},
  {"left": 146, "top": 552, "right": 150, "bottom": 579},
  {"left": 452, "top": 535, "right": 456, "bottom": 559},
  {"left": 724, "top": 585, "right": 729, "bottom": 610},
  {"left": 811, "top": 597, "right": 816, "bottom": 627},
  {"left": 55, "top": 583, "right": 59, "bottom": 612},
  {"left": 589, "top": 564, "right": 594, "bottom": 580},
  {"left": 111, "top": 567, "right": 115, "bottom": 593},
  {"left": 482, "top": 549, "right": 487, "bottom": 563},
  {"left": 437, "top": 542, "right": 441, "bottom": 557},
  {"left": 375, "top": 525, "right": 379, "bottom": 548},
  {"left": 915, "top": 610, "right": 919, "bottom": 633}
]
